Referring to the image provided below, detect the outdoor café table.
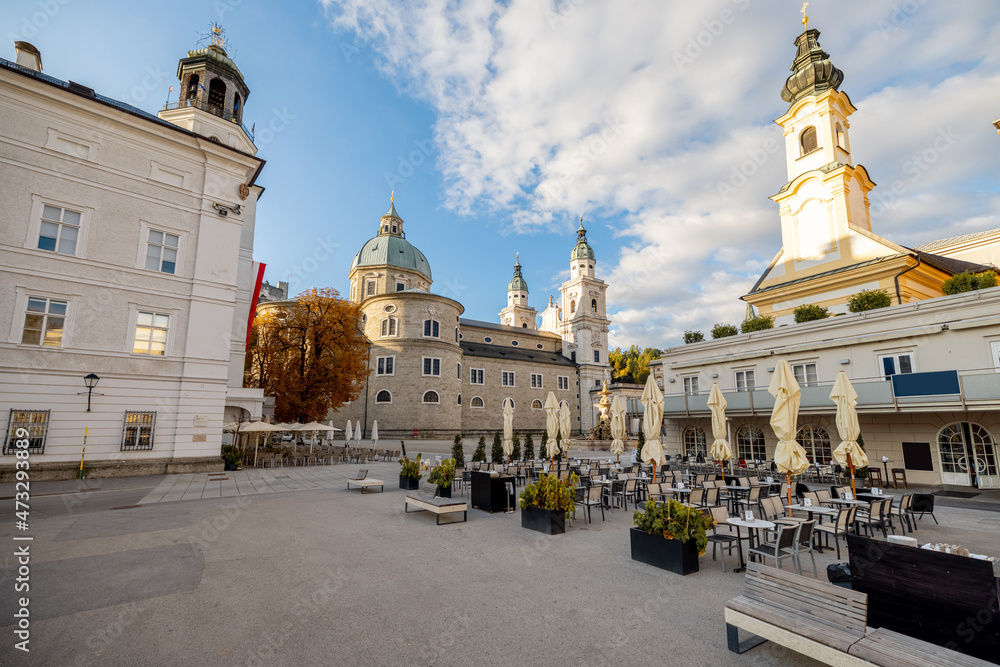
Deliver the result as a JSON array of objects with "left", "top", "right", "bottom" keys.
[
  {"left": 856, "top": 493, "right": 895, "bottom": 501},
  {"left": 826, "top": 497, "right": 867, "bottom": 507},
  {"left": 661, "top": 486, "right": 692, "bottom": 502},
  {"left": 725, "top": 518, "right": 776, "bottom": 573},
  {"left": 784, "top": 503, "right": 837, "bottom": 523}
]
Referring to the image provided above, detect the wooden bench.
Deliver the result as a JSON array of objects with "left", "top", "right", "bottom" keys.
[
  {"left": 347, "top": 478, "right": 383, "bottom": 493},
  {"left": 405, "top": 483, "right": 467, "bottom": 525},
  {"left": 725, "top": 563, "right": 993, "bottom": 666}
]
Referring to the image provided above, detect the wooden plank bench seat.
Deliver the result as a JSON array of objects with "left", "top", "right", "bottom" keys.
[
  {"left": 725, "top": 563, "right": 993, "bottom": 666},
  {"left": 347, "top": 478, "right": 383, "bottom": 493},
  {"left": 405, "top": 483, "right": 467, "bottom": 525}
]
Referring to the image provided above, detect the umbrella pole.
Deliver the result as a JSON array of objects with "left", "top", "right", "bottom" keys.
[
  {"left": 786, "top": 472, "right": 793, "bottom": 517},
  {"left": 847, "top": 452, "right": 857, "bottom": 497}
]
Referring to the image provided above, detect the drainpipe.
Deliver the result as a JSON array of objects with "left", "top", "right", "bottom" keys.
[{"left": 893, "top": 255, "right": 922, "bottom": 305}]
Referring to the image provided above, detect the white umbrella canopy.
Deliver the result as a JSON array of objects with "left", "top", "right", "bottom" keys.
[
  {"left": 708, "top": 383, "right": 733, "bottom": 464},
  {"left": 768, "top": 360, "right": 809, "bottom": 476},
  {"left": 502, "top": 398, "right": 514, "bottom": 461},
  {"left": 237, "top": 421, "right": 283, "bottom": 466},
  {"left": 344, "top": 421, "right": 353, "bottom": 444},
  {"left": 830, "top": 371, "right": 868, "bottom": 496},
  {"left": 610, "top": 395, "right": 627, "bottom": 462},
  {"left": 559, "top": 400, "right": 572, "bottom": 459},
  {"left": 640, "top": 375, "right": 666, "bottom": 471},
  {"left": 355, "top": 420, "right": 362, "bottom": 444},
  {"left": 544, "top": 391, "right": 560, "bottom": 461},
  {"left": 371, "top": 420, "right": 379, "bottom": 449}
]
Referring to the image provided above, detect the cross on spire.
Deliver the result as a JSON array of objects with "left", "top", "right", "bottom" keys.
[{"left": 801, "top": 2, "right": 809, "bottom": 30}]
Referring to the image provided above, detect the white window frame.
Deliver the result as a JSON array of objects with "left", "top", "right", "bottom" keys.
[
  {"left": 457, "top": 363, "right": 462, "bottom": 379},
  {"left": 422, "top": 357, "right": 441, "bottom": 377},
  {"left": 24, "top": 195, "right": 93, "bottom": 258},
  {"left": 682, "top": 376, "right": 699, "bottom": 395},
  {"left": 422, "top": 390, "right": 440, "bottom": 404},
  {"left": 470, "top": 396, "right": 484, "bottom": 409},
  {"left": 877, "top": 352, "right": 915, "bottom": 379},
  {"left": 502, "top": 371, "right": 515, "bottom": 387},
  {"left": 734, "top": 369, "right": 755, "bottom": 392},
  {"left": 530, "top": 373, "right": 543, "bottom": 389},
  {"left": 20, "top": 295, "right": 68, "bottom": 348},
  {"left": 375, "top": 390, "right": 392, "bottom": 404},
  {"left": 366, "top": 279, "right": 377, "bottom": 297},
  {"left": 121, "top": 411, "right": 156, "bottom": 451},
  {"left": 125, "top": 304, "right": 177, "bottom": 357},
  {"left": 9, "top": 287, "right": 77, "bottom": 348},
  {"left": 531, "top": 399, "right": 543, "bottom": 410},
  {"left": 992, "top": 341, "right": 1000, "bottom": 372},
  {"left": 376, "top": 356, "right": 395, "bottom": 376},
  {"left": 380, "top": 317, "right": 398, "bottom": 338},
  {"left": 558, "top": 376, "right": 569, "bottom": 390},
  {"left": 135, "top": 220, "right": 185, "bottom": 276},
  {"left": 791, "top": 362, "right": 818, "bottom": 387},
  {"left": 423, "top": 319, "right": 440, "bottom": 338},
  {"left": 470, "top": 368, "right": 484, "bottom": 385}
]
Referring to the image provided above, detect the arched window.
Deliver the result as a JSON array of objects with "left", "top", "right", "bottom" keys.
[
  {"left": 361, "top": 314, "right": 366, "bottom": 326},
  {"left": 938, "top": 422, "right": 997, "bottom": 480},
  {"left": 471, "top": 396, "right": 484, "bottom": 408},
  {"left": 380, "top": 317, "right": 398, "bottom": 338},
  {"left": 797, "top": 425, "right": 832, "bottom": 464},
  {"left": 570, "top": 299, "right": 576, "bottom": 314},
  {"left": 375, "top": 390, "right": 391, "bottom": 403},
  {"left": 186, "top": 74, "right": 199, "bottom": 101},
  {"left": 423, "top": 320, "right": 440, "bottom": 338},
  {"left": 208, "top": 78, "right": 227, "bottom": 113},
  {"left": 835, "top": 123, "right": 846, "bottom": 149},
  {"left": 591, "top": 299, "right": 597, "bottom": 313},
  {"left": 457, "top": 394, "right": 462, "bottom": 405},
  {"left": 233, "top": 93, "right": 242, "bottom": 121},
  {"left": 422, "top": 391, "right": 439, "bottom": 404},
  {"left": 799, "top": 126, "right": 818, "bottom": 155},
  {"left": 531, "top": 399, "right": 543, "bottom": 410},
  {"left": 683, "top": 425, "right": 707, "bottom": 459},
  {"left": 736, "top": 425, "right": 766, "bottom": 462},
  {"left": 522, "top": 323, "right": 528, "bottom": 328}
]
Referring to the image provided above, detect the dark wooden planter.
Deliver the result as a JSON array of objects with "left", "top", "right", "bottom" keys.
[
  {"left": 437, "top": 484, "right": 452, "bottom": 498},
  {"left": 224, "top": 463, "right": 239, "bottom": 471},
  {"left": 521, "top": 506, "right": 566, "bottom": 535},
  {"left": 399, "top": 475, "right": 420, "bottom": 490},
  {"left": 629, "top": 527, "right": 700, "bottom": 575}
]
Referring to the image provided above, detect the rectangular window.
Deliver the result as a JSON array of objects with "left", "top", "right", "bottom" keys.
[
  {"left": 376, "top": 356, "right": 395, "bottom": 376},
  {"left": 531, "top": 373, "right": 543, "bottom": 388},
  {"left": 423, "top": 320, "right": 439, "bottom": 338},
  {"left": 366, "top": 280, "right": 376, "bottom": 296},
  {"left": 396, "top": 282, "right": 405, "bottom": 292},
  {"left": 792, "top": 362, "right": 818, "bottom": 387},
  {"left": 37, "top": 204, "right": 80, "bottom": 255},
  {"left": 3, "top": 409, "right": 50, "bottom": 455},
  {"left": 121, "top": 411, "right": 156, "bottom": 451},
  {"left": 502, "top": 371, "right": 515, "bottom": 387},
  {"left": 879, "top": 353, "right": 915, "bottom": 379},
  {"left": 380, "top": 318, "right": 398, "bottom": 337},
  {"left": 735, "top": 369, "right": 755, "bottom": 392},
  {"left": 134, "top": 311, "right": 169, "bottom": 355},
  {"left": 423, "top": 357, "right": 441, "bottom": 377},
  {"left": 457, "top": 363, "right": 461, "bottom": 379},
  {"left": 21, "top": 297, "right": 67, "bottom": 347},
  {"left": 145, "top": 230, "right": 179, "bottom": 274},
  {"left": 571, "top": 351, "right": 576, "bottom": 362},
  {"left": 682, "top": 376, "right": 699, "bottom": 395},
  {"left": 470, "top": 368, "right": 484, "bottom": 384},
  {"left": 558, "top": 376, "right": 569, "bottom": 390},
  {"left": 594, "top": 350, "right": 600, "bottom": 363}
]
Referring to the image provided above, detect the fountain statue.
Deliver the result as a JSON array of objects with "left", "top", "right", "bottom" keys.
[{"left": 590, "top": 380, "right": 613, "bottom": 440}]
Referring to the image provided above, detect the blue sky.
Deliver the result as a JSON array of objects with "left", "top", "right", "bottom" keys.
[{"left": 5, "top": 0, "right": 999, "bottom": 349}]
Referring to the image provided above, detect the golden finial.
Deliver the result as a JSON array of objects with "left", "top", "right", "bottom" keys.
[
  {"left": 516, "top": 251, "right": 519, "bottom": 261},
  {"left": 211, "top": 23, "right": 225, "bottom": 47},
  {"left": 801, "top": 2, "right": 809, "bottom": 30},
  {"left": 390, "top": 190, "right": 394, "bottom": 202}
]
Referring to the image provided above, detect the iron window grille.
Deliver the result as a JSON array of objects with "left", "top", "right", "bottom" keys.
[
  {"left": 121, "top": 411, "right": 156, "bottom": 451},
  {"left": 3, "top": 409, "right": 50, "bottom": 454}
]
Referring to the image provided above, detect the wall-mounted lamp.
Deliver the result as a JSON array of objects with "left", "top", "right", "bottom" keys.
[
  {"left": 668, "top": 378, "right": 676, "bottom": 383},
  {"left": 839, "top": 359, "right": 851, "bottom": 365},
  {"left": 710, "top": 373, "right": 719, "bottom": 378},
  {"left": 212, "top": 201, "right": 242, "bottom": 216},
  {"left": 766, "top": 367, "right": 775, "bottom": 373},
  {"left": 80, "top": 373, "right": 103, "bottom": 412}
]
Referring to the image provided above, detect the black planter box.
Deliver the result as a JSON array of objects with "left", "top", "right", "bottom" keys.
[
  {"left": 437, "top": 484, "right": 452, "bottom": 498},
  {"left": 224, "top": 463, "right": 239, "bottom": 471},
  {"left": 399, "top": 475, "right": 420, "bottom": 490},
  {"left": 521, "top": 506, "right": 566, "bottom": 535},
  {"left": 629, "top": 527, "right": 699, "bottom": 575}
]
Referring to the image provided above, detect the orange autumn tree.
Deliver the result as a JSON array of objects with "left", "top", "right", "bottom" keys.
[{"left": 244, "top": 288, "right": 369, "bottom": 423}]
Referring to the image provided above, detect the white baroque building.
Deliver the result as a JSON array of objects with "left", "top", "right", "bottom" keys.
[{"left": 0, "top": 39, "right": 265, "bottom": 480}]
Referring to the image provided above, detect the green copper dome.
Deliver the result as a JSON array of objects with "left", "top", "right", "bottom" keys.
[
  {"left": 571, "top": 220, "right": 595, "bottom": 260},
  {"left": 350, "top": 236, "right": 432, "bottom": 281},
  {"left": 781, "top": 29, "right": 844, "bottom": 104},
  {"left": 508, "top": 256, "right": 528, "bottom": 292}
]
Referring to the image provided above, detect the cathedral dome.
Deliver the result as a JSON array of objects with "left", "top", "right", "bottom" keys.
[{"left": 350, "top": 236, "right": 432, "bottom": 281}]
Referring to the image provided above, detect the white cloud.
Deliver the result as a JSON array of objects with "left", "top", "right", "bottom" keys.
[{"left": 321, "top": 0, "right": 1000, "bottom": 348}]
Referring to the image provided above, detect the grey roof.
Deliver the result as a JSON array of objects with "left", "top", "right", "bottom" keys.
[
  {"left": 181, "top": 45, "right": 245, "bottom": 84},
  {"left": 916, "top": 228, "right": 1000, "bottom": 253},
  {"left": 459, "top": 318, "right": 559, "bottom": 338},
  {"left": 351, "top": 235, "right": 432, "bottom": 281},
  {"left": 460, "top": 342, "right": 576, "bottom": 367},
  {"left": 907, "top": 250, "right": 994, "bottom": 274},
  {"left": 383, "top": 201, "right": 401, "bottom": 220},
  {"left": 748, "top": 256, "right": 896, "bottom": 295}
]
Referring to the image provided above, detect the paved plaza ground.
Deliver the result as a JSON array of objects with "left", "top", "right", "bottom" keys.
[{"left": 1, "top": 462, "right": 999, "bottom": 666}]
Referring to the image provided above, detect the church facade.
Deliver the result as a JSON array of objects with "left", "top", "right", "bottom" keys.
[{"left": 326, "top": 203, "right": 612, "bottom": 438}]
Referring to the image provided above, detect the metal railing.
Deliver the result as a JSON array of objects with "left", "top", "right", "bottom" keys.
[{"left": 161, "top": 98, "right": 255, "bottom": 141}]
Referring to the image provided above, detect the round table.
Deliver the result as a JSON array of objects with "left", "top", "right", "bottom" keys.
[{"left": 725, "top": 517, "right": 776, "bottom": 572}]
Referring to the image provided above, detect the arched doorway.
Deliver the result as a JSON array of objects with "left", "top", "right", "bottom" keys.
[{"left": 938, "top": 422, "right": 999, "bottom": 488}]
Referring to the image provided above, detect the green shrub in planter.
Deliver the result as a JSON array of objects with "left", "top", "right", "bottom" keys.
[
  {"left": 399, "top": 453, "right": 422, "bottom": 481},
  {"left": 428, "top": 458, "right": 456, "bottom": 489},
  {"left": 793, "top": 304, "right": 829, "bottom": 323},
  {"left": 472, "top": 436, "right": 486, "bottom": 462},
  {"left": 221, "top": 445, "right": 241, "bottom": 467},
  {"left": 741, "top": 314, "right": 774, "bottom": 333},
  {"left": 848, "top": 289, "right": 891, "bottom": 312},
  {"left": 519, "top": 473, "right": 579, "bottom": 513},
  {"left": 524, "top": 433, "right": 535, "bottom": 461},
  {"left": 711, "top": 323, "right": 738, "bottom": 339},
  {"left": 633, "top": 499, "right": 714, "bottom": 555},
  {"left": 452, "top": 435, "right": 464, "bottom": 468}
]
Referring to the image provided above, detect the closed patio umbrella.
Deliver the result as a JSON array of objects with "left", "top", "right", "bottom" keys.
[
  {"left": 239, "top": 421, "right": 283, "bottom": 467},
  {"left": 371, "top": 420, "right": 379, "bottom": 452},
  {"left": 640, "top": 375, "right": 666, "bottom": 475},
  {"left": 502, "top": 398, "right": 514, "bottom": 463},
  {"left": 355, "top": 420, "right": 362, "bottom": 445},
  {"left": 830, "top": 371, "right": 868, "bottom": 497},
  {"left": 544, "top": 391, "right": 560, "bottom": 464},
  {"left": 344, "top": 421, "right": 353, "bottom": 449},
  {"left": 559, "top": 400, "right": 572, "bottom": 460},
  {"left": 708, "top": 383, "right": 733, "bottom": 483},
  {"left": 610, "top": 395, "right": 627, "bottom": 465},
  {"left": 769, "top": 360, "right": 810, "bottom": 511}
]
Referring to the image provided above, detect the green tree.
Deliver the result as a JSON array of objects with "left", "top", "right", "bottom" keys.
[
  {"left": 941, "top": 270, "right": 998, "bottom": 295},
  {"left": 472, "top": 435, "right": 486, "bottom": 462},
  {"left": 741, "top": 314, "right": 774, "bottom": 333},
  {"left": 683, "top": 331, "right": 704, "bottom": 344},
  {"left": 512, "top": 431, "right": 521, "bottom": 461},
  {"left": 491, "top": 431, "right": 504, "bottom": 463},
  {"left": 554, "top": 433, "right": 563, "bottom": 462},
  {"left": 793, "top": 304, "right": 829, "bottom": 323},
  {"left": 847, "top": 289, "right": 891, "bottom": 312},
  {"left": 524, "top": 433, "right": 535, "bottom": 460},
  {"left": 540, "top": 431, "right": 548, "bottom": 458},
  {"left": 711, "top": 323, "right": 738, "bottom": 339},
  {"left": 609, "top": 345, "right": 661, "bottom": 384},
  {"left": 452, "top": 434, "right": 465, "bottom": 468}
]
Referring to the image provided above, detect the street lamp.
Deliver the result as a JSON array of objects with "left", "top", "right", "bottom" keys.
[{"left": 83, "top": 373, "right": 101, "bottom": 412}]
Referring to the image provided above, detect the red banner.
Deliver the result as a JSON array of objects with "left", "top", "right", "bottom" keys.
[{"left": 246, "top": 261, "right": 266, "bottom": 347}]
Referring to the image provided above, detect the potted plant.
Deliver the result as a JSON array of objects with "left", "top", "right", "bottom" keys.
[
  {"left": 428, "top": 458, "right": 456, "bottom": 498},
  {"left": 631, "top": 499, "right": 714, "bottom": 575},
  {"left": 519, "top": 473, "right": 579, "bottom": 535},
  {"left": 399, "top": 453, "right": 422, "bottom": 490},
  {"left": 221, "top": 445, "right": 241, "bottom": 471}
]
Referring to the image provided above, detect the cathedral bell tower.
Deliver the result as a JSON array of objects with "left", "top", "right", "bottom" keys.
[{"left": 499, "top": 254, "right": 537, "bottom": 329}]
